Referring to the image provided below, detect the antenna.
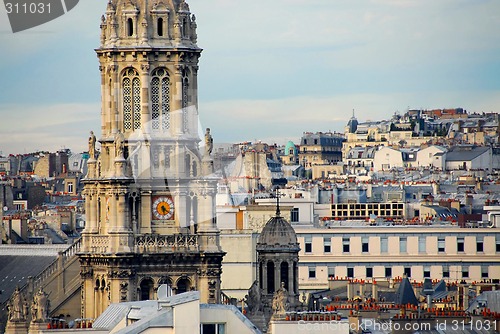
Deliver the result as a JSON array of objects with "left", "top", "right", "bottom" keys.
[{"left": 274, "top": 187, "right": 283, "bottom": 217}]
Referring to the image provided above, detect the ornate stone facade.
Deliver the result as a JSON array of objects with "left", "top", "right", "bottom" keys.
[{"left": 79, "top": 0, "right": 224, "bottom": 320}]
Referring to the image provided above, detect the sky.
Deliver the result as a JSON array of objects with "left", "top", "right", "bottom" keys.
[{"left": 0, "top": 0, "right": 500, "bottom": 155}]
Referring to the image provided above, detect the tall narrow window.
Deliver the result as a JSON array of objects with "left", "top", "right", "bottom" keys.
[
  {"left": 157, "top": 18, "right": 163, "bottom": 36},
  {"left": 385, "top": 267, "right": 392, "bottom": 278},
  {"left": 438, "top": 237, "right": 445, "bottom": 253},
  {"left": 323, "top": 237, "right": 331, "bottom": 253},
  {"left": 342, "top": 237, "right": 350, "bottom": 253},
  {"left": 481, "top": 266, "right": 488, "bottom": 279},
  {"left": 267, "top": 261, "right": 275, "bottom": 293},
  {"left": 442, "top": 266, "right": 450, "bottom": 278},
  {"left": 457, "top": 237, "right": 464, "bottom": 252},
  {"left": 419, "top": 236, "right": 426, "bottom": 253},
  {"left": 280, "top": 262, "right": 289, "bottom": 291},
  {"left": 476, "top": 236, "right": 484, "bottom": 252},
  {"left": 462, "top": 266, "right": 469, "bottom": 278},
  {"left": 347, "top": 267, "right": 354, "bottom": 278},
  {"left": 182, "top": 17, "right": 188, "bottom": 38},
  {"left": 400, "top": 237, "right": 407, "bottom": 253},
  {"left": 127, "top": 18, "right": 134, "bottom": 36},
  {"left": 151, "top": 68, "right": 170, "bottom": 131},
  {"left": 304, "top": 236, "right": 312, "bottom": 253},
  {"left": 327, "top": 266, "right": 335, "bottom": 279},
  {"left": 362, "top": 237, "right": 369, "bottom": 253},
  {"left": 308, "top": 266, "right": 316, "bottom": 279},
  {"left": 380, "top": 236, "right": 388, "bottom": 253},
  {"left": 291, "top": 208, "right": 299, "bottom": 222},
  {"left": 123, "top": 68, "right": 141, "bottom": 131},
  {"left": 423, "top": 266, "right": 431, "bottom": 278}
]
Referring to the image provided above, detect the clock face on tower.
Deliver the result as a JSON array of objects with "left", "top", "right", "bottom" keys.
[{"left": 152, "top": 196, "right": 175, "bottom": 220}]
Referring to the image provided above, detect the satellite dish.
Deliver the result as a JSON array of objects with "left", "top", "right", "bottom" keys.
[
  {"left": 157, "top": 284, "right": 172, "bottom": 301},
  {"left": 3, "top": 206, "right": 7, "bottom": 212}
]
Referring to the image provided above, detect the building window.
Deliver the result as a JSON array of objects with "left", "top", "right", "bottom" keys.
[
  {"left": 462, "top": 266, "right": 469, "bottom": 278},
  {"left": 438, "top": 237, "right": 445, "bottom": 253},
  {"left": 457, "top": 237, "right": 464, "bottom": 253},
  {"left": 362, "top": 237, "right": 369, "bottom": 253},
  {"left": 481, "top": 266, "right": 488, "bottom": 279},
  {"left": 328, "top": 266, "right": 335, "bottom": 279},
  {"left": 151, "top": 68, "right": 170, "bottom": 131},
  {"left": 291, "top": 208, "right": 299, "bottom": 222},
  {"left": 442, "top": 266, "right": 450, "bottom": 278},
  {"left": 418, "top": 237, "right": 426, "bottom": 254},
  {"left": 127, "top": 18, "right": 133, "bottom": 36},
  {"left": 476, "top": 236, "right": 484, "bottom": 252},
  {"left": 400, "top": 237, "right": 407, "bottom": 253},
  {"left": 123, "top": 68, "right": 141, "bottom": 131},
  {"left": 423, "top": 266, "right": 431, "bottom": 278},
  {"left": 304, "top": 236, "right": 312, "bottom": 253},
  {"left": 385, "top": 267, "right": 392, "bottom": 278},
  {"left": 68, "top": 183, "right": 73, "bottom": 193},
  {"left": 496, "top": 236, "right": 500, "bottom": 253},
  {"left": 342, "top": 237, "right": 350, "bottom": 253},
  {"left": 201, "top": 324, "right": 225, "bottom": 334},
  {"left": 323, "top": 237, "right": 331, "bottom": 253},
  {"left": 366, "top": 267, "right": 373, "bottom": 278},
  {"left": 404, "top": 267, "right": 411, "bottom": 278},
  {"left": 380, "top": 237, "right": 388, "bottom": 253},
  {"left": 157, "top": 17, "right": 163, "bottom": 36},
  {"left": 308, "top": 266, "right": 316, "bottom": 279},
  {"left": 347, "top": 267, "right": 354, "bottom": 278}
]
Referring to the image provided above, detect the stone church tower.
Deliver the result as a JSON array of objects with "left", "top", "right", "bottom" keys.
[
  {"left": 246, "top": 199, "right": 301, "bottom": 332},
  {"left": 79, "top": 0, "right": 224, "bottom": 319}
]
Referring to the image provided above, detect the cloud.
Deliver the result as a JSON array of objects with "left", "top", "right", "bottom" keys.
[{"left": 0, "top": 103, "right": 100, "bottom": 155}]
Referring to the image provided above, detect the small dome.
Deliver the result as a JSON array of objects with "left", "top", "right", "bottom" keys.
[
  {"left": 257, "top": 215, "right": 299, "bottom": 251},
  {"left": 285, "top": 141, "right": 297, "bottom": 155}
]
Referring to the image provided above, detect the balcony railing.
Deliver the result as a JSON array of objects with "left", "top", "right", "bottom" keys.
[{"left": 135, "top": 234, "right": 199, "bottom": 253}]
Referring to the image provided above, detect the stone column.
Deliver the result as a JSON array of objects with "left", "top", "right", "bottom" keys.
[
  {"left": 109, "top": 193, "right": 117, "bottom": 233},
  {"left": 100, "top": 65, "right": 108, "bottom": 137},
  {"left": 288, "top": 260, "right": 294, "bottom": 293},
  {"left": 190, "top": 65, "right": 199, "bottom": 136},
  {"left": 262, "top": 261, "right": 268, "bottom": 293},
  {"left": 140, "top": 192, "right": 152, "bottom": 234},
  {"left": 90, "top": 191, "right": 98, "bottom": 233},
  {"left": 140, "top": 64, "right": 150, "bottom": 135},
  {"left": 274, "top": 260, "right": 280, "bottom": 293},
  {"left": 109, "top": 65, "right": 119, "bottom": 135},
  {"left": 174, "top": 190, "right": 187, "bottom": 230},
  {"left": 173, "top": 64, "right": 184, "bottom": 136},
  {"left": 116, "top": 190, "right": 128, "bottom": 232}
]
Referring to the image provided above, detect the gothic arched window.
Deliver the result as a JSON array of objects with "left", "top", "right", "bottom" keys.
[
  {"left": 151, "top": 68, "right": 170, "bottom": 131},
  {"left": 123, "top": 68, "right": 141, "bottom": 131}
]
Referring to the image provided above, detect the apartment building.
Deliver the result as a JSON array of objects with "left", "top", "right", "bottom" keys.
[{"left": 296, "top": 225, "right": 500, "bottom": 291}]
